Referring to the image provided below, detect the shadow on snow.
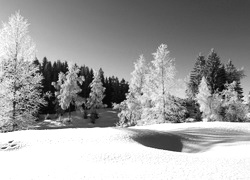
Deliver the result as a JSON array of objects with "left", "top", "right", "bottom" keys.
[{"left": 124, "top": 127, "right": 250, "bottom": 153}]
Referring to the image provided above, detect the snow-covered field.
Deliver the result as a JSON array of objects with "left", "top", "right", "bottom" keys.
[{"left": 1, "top": 111, "right": 250, "bottom": 179}]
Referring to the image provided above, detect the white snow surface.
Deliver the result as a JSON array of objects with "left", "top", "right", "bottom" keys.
[{"left": 1, "top": 122, "right": 250, "bottom": 180}]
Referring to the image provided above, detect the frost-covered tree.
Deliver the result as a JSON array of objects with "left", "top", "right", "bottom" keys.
[
  {"left": 116, "top": 55, "right": 147, "bottom": 126},
  {"left": 87, "top": 69, "right": 106, "bottom": 109},
  {"left": 87, "top": 69, "right": 105, "bottom": 123},
  {"left": 225, "top": 59, "right": 245, "bottom": 99},
  {"left": 221, "top": 82, "right": 248, "bottom": 122},
  {"left": 52, "top": 63, "right": 84, "bottom": 120},
  {"left": 196, "top": 77, "right": 212, "bottom": 122},
  {"left": 0, "top": 12, "right": 46, "bottom": 129},
  {"left": 130, "top": 55, "right": 147, "bottom": 94},
  {"left": 142, "top": 44, "right": 177, "bottom": 122}
]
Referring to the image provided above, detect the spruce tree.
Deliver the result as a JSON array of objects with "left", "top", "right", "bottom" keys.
[
  {"left": 0, "top": 12, "right": 46, "bottom": 129},
  {"left": 186, "top": 53, "right": 206, "bottom": 99},
  {"left": 205, "top": 49, "right": 226, "bottom": 94}
]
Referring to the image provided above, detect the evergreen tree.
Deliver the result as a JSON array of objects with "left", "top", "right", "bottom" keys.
[
  {"left": 103, "top": 77, "right": 113, "bottom": 107},
  {"left": 110, "top": 76, "right": 120, "bottom": 103},
  {"left": 186, "top": 53, "right": 206, "bottom": 99},
  {"left": 87, "top": 69, "right": 106, "bottom": 109},
  {"left": 225, "top": 59, "right": 245, "bottom": 99},
  {"left": 205, "top": 49, "right": 226, "bottom": 94},
  {"left": 119, "top": 78, "right": 129, "bottom": 102},
  {"left": 98, "top": 68, "right": 105, "bottom": 85},
  {"left": 196, "top": 77, "right": 212, "bottom": 121},
  {"left": 0, "top": 12, "right": 46, "bottom": 129},
  {"left": 87, "top": 69, "right": 106, "bottom": 123},
  {"left": 187, "top": 49, "right": 228, "bottom": 98}
]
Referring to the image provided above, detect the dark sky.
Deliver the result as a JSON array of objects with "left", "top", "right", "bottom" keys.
[{"left": 0, "top": 0, "right": 249, "bottom": 98}]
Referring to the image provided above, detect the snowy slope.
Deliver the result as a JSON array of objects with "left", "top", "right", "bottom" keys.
[{"left": 0, "top": 122, "right": 250, "bottom": 180}]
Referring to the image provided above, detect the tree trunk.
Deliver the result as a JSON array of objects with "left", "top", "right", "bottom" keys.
[
  {"left": 161, "top": 60, "right": 166, "bottom": 121},
  {"left": 12, "top": 56, "right": 18, "bottom": 122},
  {"left": 12, "top": 101, "right": 16, "bottom": 122}
]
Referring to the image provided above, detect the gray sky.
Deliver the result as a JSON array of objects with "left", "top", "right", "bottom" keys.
[{"left": 0, "top": 0, "right": 249, "bottom": 98}]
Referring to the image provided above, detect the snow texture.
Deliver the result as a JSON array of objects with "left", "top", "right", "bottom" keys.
[{"left": 1, "top": 122, "right": 250, "bottom": 179}]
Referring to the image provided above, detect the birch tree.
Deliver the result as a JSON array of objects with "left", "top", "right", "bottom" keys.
[{"left": 0, "top": 12, "right": 46, "bottom": 129}]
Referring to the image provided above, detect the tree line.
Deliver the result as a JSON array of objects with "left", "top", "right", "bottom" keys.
[
  {"left": 34, "top": 57, "right": 129, "bottom": 114},
  {"left": 115, "top": 45, "right": 249, "bottom": 127}
]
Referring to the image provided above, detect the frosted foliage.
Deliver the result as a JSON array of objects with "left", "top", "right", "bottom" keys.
[
  {"left": 130, "top": 55, "right": 147, "bottom": 95},
  {"left": 0, "top": 12, "right": 36, "bottom": 62},
  {"left": 221, "top": 82, "right": 248, "bottom": 122},
  {"left": 143, "top": 44, "right": 176, "bottom": 99},
  {"left": 222, "top": 82, "right": 238, "bottom": 102},
  {"left": 54, "top": 63, "right": 84, "bottom": 110},
  {"left": 88, "top": 70, "right": 105, "bottom": 109},
  {"left": 116, "top": 55, "right": 148, "bottom": 126},
  {"left": 196, "top": 77, "right": 212, "bottom": 121},
  {"left": 142, "top": 44, "right": 176, "bottom": 121},
  {"left": 0, "top": 12, "right": 45, "bottom": 126}
]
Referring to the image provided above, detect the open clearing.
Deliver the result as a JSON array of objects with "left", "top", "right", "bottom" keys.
[{"left": 1, "top": 109, "right": 250, "bottom": 179}]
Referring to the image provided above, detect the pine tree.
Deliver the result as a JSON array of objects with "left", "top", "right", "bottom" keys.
[
  {"left": 0, "top": 12, "right": 46, "bottom": 129},
  {"left": 196, "top": 77, "right": 212, "bottom": 122},
  {"left": 52, "top": 63, "right": 84, "bottom": 120}
]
